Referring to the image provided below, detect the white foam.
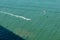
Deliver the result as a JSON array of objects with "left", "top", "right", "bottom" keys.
[
  {"left": 43, "top": 10, "right": 46, "bottom": 15},
  {"left": 0, "top": 11, "right": 31, "bottom": 21}
]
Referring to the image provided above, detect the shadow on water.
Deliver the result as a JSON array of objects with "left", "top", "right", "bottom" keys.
[{"left": 0, "top": 25, "right": 25, "bottom": 40}]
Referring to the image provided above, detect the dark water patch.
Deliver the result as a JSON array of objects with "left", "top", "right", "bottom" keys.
[{"left": 0, "top": 25, "right": 25, "bottom": 40}]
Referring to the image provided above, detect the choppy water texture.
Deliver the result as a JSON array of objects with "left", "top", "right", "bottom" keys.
[{"left": 0, "top": 0, "right": 60, "bottom": 40}]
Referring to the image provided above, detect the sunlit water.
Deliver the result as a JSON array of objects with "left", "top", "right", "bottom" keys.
[{"left": 0, "top": 0, "right": 60, "bottom": 40}]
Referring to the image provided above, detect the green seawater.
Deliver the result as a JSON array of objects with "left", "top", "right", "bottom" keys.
[{"left": 0, "top": 0, "right": 60, "bottom": 40}]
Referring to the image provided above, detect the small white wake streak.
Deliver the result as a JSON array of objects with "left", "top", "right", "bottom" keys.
[{"left": 0, "top": 11, "right": 31, "bottom": 21}]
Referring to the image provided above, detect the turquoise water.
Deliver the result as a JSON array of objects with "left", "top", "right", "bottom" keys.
[{"left": 0, "top": 0, "right": 60, "bottom": 40}]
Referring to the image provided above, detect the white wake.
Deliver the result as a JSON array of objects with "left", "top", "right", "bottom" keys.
[{"left": 0, "top": 11, "right": 31, "bottom": 21}]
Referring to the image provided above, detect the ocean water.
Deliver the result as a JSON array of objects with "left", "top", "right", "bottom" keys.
[{"left": 0, "top": 0, "right": 60, "bottom": 40}]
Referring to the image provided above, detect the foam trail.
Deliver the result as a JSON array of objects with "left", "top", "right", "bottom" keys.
[
  {"left": 43, "top": 10, "right": 47, "bottom": 16},
  {"left": 0, "top": 11, "right": 31, "bottom": 21}
]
